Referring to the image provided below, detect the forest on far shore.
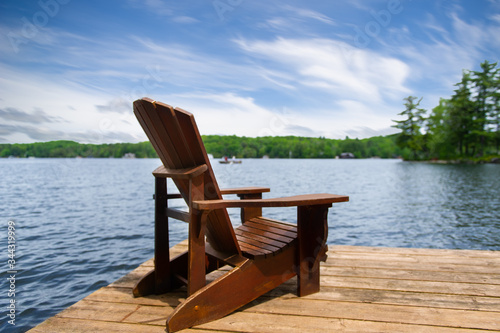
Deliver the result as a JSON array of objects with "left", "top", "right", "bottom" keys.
[{"left": 0, "top": 134, "right": 405, "bottom": 160}]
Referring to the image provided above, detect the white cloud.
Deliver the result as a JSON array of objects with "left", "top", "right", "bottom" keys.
[
  {"left": 390, "top": 10, "right": 496, "bottom": 95},
  {"left": 172, "top": 16, "right": 199, "bottom": 24},
  {"left": 491, "top": 14, "right": 500, "bottom": 24},
  {"left": 160, "top": 91, "right": 401, "bottom": 140},
  {"left": 236, "top": 37, "right": 411, "bottom": 103},
  {"left": 160, "top": 92, "right": 277, "bottom": 137},
  {"left": 450, "top": 13, "right": 484, "bottom": 56},
  {"left": 263, "top": 17, "right": 295, "bottom": 31},
  {"left": 282, "top": 5, "right": 336, "bottom": 25},
  {"left": 258, "top": 5, "right": 336, "bottom": 35},
  {"left": 0, "top": 63, "right": 145, "bottom": 143}
]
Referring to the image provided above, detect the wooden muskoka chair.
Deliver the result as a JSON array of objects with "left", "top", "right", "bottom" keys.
[{"left": 132, "top": 97, "right": 349, "bottom": 332}]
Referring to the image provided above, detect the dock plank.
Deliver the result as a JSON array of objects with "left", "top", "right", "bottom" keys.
[
  {"left": 245, "top": 297, "right": 500, "bottom": 330},
  {"left": 327, "top": 252, "right": 500, "bottom": 270},
  {"left": 331, "top": 245, "right": 500, "bottom": 258},
  {"left": 29, "top": 243, "right": 500, "bottom": 332},
  {"left": 28, "top": 317, "right": 217, "bottom": 333},
  {"left": 324, "top": 257, "right": 500, "bottom": 274},
  {"left": 321, "top": 265, "right": 500, "bottom": 284},
  {"left": 320, "top": 275, "right": 500, "bottom": 296},
  {"left": 198, "top": 311, "right": 486, "bottom": 333}
]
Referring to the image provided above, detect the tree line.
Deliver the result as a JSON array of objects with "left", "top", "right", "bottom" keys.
[
  {"left": 1, "top": 135, "right": 405, "bottom": 159},
  {"left": 393, "top": 60, "right": 500, "bottom": 161},
  {"left": 0, "top": 141, "right": 157, "bottom": 158},
  {"left": 203, "top": 135, "right": 403, "bottom": 159}
]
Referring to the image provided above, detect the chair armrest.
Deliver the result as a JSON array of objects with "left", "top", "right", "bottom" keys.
[
  {"left": 193, "top": 193, "right": 349, "bottom": 210},
  {"left": 153, "top": 164, "right": 208, "bottom": 179},
  {"left": 220, "top": 187, "right": 271, "bottom": 196}
]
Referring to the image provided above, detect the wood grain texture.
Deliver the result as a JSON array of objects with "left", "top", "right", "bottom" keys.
[
  {"left": 29, "top": 242, "right": 500, "bottom": 333},
  {"left": 152, "top": 164, "right": 208, "bottom": 179},
  {"left": 193, "top": 193, "right": 349, "bottom": 210}
]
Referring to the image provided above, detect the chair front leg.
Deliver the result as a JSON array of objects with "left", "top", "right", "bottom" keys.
[
  {"left": 188, "top": 209, "right": 208, "bottom": 295},
  {"left": 187, "top": 173, "right": 208, "bottom": 296},
  {"left": 297, "top": 204, "right": 330, "bottom": 296}
]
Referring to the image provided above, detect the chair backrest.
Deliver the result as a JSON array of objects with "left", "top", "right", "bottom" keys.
[{"left": 133, "top": 98, "right": 240, "bottom": 254}]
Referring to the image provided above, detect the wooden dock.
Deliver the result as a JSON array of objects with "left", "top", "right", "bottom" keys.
[{"left": 29, "top": 240, "right": 500, "bottom": 332}]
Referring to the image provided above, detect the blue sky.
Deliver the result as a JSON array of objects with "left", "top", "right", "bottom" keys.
[{"left": 1, "top": 0, "right": 499, "bottom": 143}]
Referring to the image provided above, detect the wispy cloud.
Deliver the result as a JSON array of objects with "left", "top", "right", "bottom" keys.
[
  {"left": 282, "top": 5, "right": 336, "bottom": 25},
  {"left": 258, "top": 5, "right": 336, "bottom": 35},
  {"left": 491, "top": 14, "right": 500, "bottom": 24},
  {"left": 284, "top": 124, "right": 318, "bottom": 137},
  {"left": 163, "top": 92, "right": 279, "bottom": 137},
  {"left": 235, "top": 37, "right": 411, "bottom": 103},
  {"left": 0, "top": 107, "right": 63, "bottom": 123},
  {"left": 95, "top": 99, "right": 131, "bottom": 114},
  {"left": 387, "top": 9, "right": 497, "bottom": 101},
  {"left": 489, "top": 0, "right": 500, "bottom": 11},
  {"left": 172, "top": 16, "right": 199, "bottom": 24},
  {"left": 450, "top": 13, "right": 485, "bottom": 57},
  {"left": 127, "top": 0, "right": 173, "bottom": 16},
  {"left": 125, "top": 0, "right": 199, "bottom": 23},
  {"left": 0, "top": 123, "right": 140, "bottom": 143}
]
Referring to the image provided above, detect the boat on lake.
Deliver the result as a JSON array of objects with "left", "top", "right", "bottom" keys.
[{"left": 219, "top": 156, "right": 242, "bottom": 164}]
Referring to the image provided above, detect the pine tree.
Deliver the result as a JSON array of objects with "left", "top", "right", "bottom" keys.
[
  {"left": 426, "top": 98, "right": 454, "bottom": 159},
  {"left": 392, "top": 96, "right": 427, "bottom": 160},
  {"left": 471, "top": 60, "right": 499, "bottom": 156},
  {"left": 448, "top": 71, "right": 475, "bottom": 156}
]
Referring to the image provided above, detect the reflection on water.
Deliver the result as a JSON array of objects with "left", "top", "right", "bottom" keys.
[{"left": 0, "top": 158, "right": 499, "bottom": 331}]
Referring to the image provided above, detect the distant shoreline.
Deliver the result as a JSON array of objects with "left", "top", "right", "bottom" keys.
[
  {"left": 2, "top": 137, "right": 499, "bottom": 162},
  {"left": 416, "top": 158, "right": 500, "bottom": 165},
  {"left": 0, "top": 135, "right": 404, "bottom": 159},
  {"left": 3, "top": 156, "right": 500, "bottom": 165}
]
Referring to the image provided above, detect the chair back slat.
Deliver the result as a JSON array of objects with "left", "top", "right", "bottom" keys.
[
  {"left": 134, "top": 100, "right": 191, "bottom": 202},
  {"left": 134, "top": 101, "right": 172, "bottom": 166},
  {"left": 134, "top": 98, "right": 240, "bottom": 254},
  {"left": 173, "top": 106, "right": 240, "bottom": 252},
  {"left": 157, "top": 106, "right": 196, "bottom": 168}
]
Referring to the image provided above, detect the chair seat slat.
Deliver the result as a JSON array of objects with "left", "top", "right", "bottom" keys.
[
  {"left": 253, "top": 217, "right": 297, "bottom": 232},
  {"left": 236, "top": 224, "right": 296, "bottom": 244},
  {"left": 244, "top": 219, "right": 298, "bottom": 238},
  {"left": 234, "top": 228, "right": 288, "bottom": 249},
  {"left": 235, "top": 234, "right": 282, "bottom": 253},
  {"left": 236, "top": 217, "right": 298, "bottom": 259}
]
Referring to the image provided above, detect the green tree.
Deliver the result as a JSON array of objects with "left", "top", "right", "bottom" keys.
[
  {"left": 480, "top": 61, "right": 500, "bottom": 154},
  {"left": 392, "top": 96, "right": 427, "bottom": 160},
  {"left": 426, "top": 98, "right": 454, "bottom": 159},
  {"left": 491, "top": 71, "right": 500, "bottom": 153},
  {"left": 470, "top": 60, "right": 499, "bottom": 155},
  {"left": 447, "top": 71, "right": 475, "bottom": 156}
]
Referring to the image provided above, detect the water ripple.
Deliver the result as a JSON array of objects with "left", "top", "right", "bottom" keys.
[{"left": 0, "top": 158, "right": 499, "bottom": 332}]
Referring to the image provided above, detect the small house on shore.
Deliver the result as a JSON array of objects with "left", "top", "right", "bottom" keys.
[{"left": 339, "top": 152, "right": 355, "bottom": 159}]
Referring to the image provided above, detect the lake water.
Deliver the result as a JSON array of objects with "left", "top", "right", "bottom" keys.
[{"left": 1, "top": 158, "right": 499, "bottom": 331}]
